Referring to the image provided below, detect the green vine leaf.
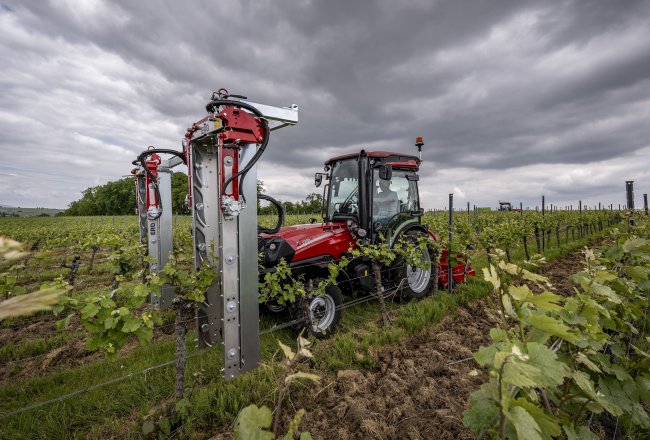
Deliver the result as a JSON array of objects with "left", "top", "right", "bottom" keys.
[
  {"left": 463, "top": 386, "right": 500, "bottom": 434},
  {"left": 591, "top": 283, "right": 622, "bottom": 304},
  {"left": 474, "top": 345, "right": 498, "bottom": 367},
  {"left": 524, "top": 342, "right": 570, "bottom": 387},
  {"left": 526, "top": 291, "right": 563, "bottom": 312},
  {"left": 622, "top": 237, "right": 647, "bottom": 254},
  {"left": 505, "top": 406, "right": 543, "bottom": 440},
  {"left": 80, "top": 303, "right": 100, "bottom": 320},
  {"left": 511, "top": 398, "right": 561, "bottom": 440},
  {"left": 526, "top": 314, "right": 580, "bottom": 345},
  {"left": 233, "top": 404, "right": 275, "bottom": 440},
  {"left": 575, "top": 352, "right": 601, "bottom": 373},
  {"left": 572, "top": 371, "right": 622, "bottom": 417},
  {"left": 562, "top": 425, "right": 599, "bottom": 440}
]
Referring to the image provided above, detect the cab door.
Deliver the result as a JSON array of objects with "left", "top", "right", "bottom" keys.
[{"left": 370, "top": 169, "right": 420, "bottom": 245}]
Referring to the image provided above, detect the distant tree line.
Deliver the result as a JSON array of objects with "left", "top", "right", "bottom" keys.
[
  {"left": 62, "top": 176, "right": 323, "bottom": 216},
  {"left": 63, "top": 173, "right": 190, "bottom": 216},
  {"left": 257, "top": 181, "right": 323, "bottom": 215}
]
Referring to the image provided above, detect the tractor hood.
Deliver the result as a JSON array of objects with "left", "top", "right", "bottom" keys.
[{"left": 259, "top": 222, "right": 356, "bottom": 268}]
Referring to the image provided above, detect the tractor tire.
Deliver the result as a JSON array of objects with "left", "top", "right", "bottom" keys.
[
  {"left": 298, "top": 284, "right": 343, "bottom": 339},
  {"left": 399, "top": 231, "right": 436, "bottom": 300}
]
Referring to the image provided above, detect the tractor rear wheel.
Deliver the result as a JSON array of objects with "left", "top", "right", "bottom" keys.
[
  {"left": 296, "top": 284, "right": 343, "bottom": 339},
  {"left": 399, "top": 231, "right": 436, "bottom": 300}
]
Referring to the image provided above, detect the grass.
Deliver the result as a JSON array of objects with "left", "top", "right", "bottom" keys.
[
  {"left": 0, "top": 333, "right": 78, "bottom": 363},
  {"left": 0, "top": 224, "right": 617, "bottom": 438}
]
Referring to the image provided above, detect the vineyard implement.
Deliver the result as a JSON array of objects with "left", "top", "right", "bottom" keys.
[
  {"left": 134, "top": 90, "right": 474, "bottom": 381},
  {"left": 131, "top": 151, "right": 181, "bottom": 308},
  {"left": 182, "top": 90, "right": 299, "bottom": 380}
]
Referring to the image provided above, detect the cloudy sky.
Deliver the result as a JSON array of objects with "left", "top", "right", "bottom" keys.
[{"left": 1, "top": 0, "right": 649, "bottom": 211}]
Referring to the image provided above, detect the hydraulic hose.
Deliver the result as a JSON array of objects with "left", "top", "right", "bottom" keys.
[
  {"left": 204, "top": 99, "right": 270, "bottom": 204},
  {"left": 258, "top": 194, "right": 285, "bottom": 234},
  {"left": 136, "top": 149, "right": 187, "bottom": 220}
]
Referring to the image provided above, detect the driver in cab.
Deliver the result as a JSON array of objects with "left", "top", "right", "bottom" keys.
[{"left": 373, "top": 179, "right": 399, "bottom": 220}]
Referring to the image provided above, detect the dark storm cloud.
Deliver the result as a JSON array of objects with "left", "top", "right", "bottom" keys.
[{"left": 1, "top": 0, "right": 649, "bottom": 209}]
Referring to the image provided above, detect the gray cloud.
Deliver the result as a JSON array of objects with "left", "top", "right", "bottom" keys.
[{"left": 1, "top": 0, "right": 649, "bottom": 210}]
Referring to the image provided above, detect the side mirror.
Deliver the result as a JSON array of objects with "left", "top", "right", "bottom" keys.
[
  {"left": 379, "top": 164, "right": 392, "bottom": 180},
  {"left": 315, "top": 173, "right": 325, "bottom": 187}
]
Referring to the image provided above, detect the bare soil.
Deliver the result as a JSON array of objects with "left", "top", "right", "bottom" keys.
[
  {"left": 292, "top": 300, "right": 495, "bottom": 440},
  {"left": 536, "top": 250, "right": 585, "bottom": 296},
  {"left": 534, "top": 237, "right": 609, "bottom": 296}
]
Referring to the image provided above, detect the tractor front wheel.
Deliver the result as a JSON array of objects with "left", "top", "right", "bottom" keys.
[{"left": 297, "top": 284, "right": 343, "bottom": 339}]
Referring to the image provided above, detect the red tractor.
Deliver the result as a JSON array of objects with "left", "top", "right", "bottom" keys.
[{"left": 258, "top": 146, "right": 475, "bottom": 337}]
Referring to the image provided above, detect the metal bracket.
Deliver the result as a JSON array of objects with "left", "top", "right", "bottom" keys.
[{"left": 239, "top": 100, "right": 298, "bottom": 131}]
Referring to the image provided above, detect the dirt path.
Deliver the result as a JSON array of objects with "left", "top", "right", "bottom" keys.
[
  {"left": 536, "top": 249, "right": 586, "bottom": 296},
  {"left": 535, "top": 238, "right": 607, "bottom": 296},
  {"left": 296, "top": 300, "right": 493, "bottom": 440}
]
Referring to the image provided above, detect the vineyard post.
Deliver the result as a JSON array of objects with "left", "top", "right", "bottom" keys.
[
  {"left": 625, "top": 180, "right": 635, "bottom": 210},
  {"left": 579, "top": 200, "right": 582, "bottom": 238},
  {"left": 448, "top": 193, "right": 453, "bottom": 295},
  {"left": 644, "top": 193, "right": 648, "bottom": 215},
  {"left": 520, "top": 202, "right": 523, "bottom": 216},
  {"left": 467, "top": 201, "right": 470, "bottom": 223},
  {"left": 541, "top": 195, "right": 545, "bottom": 252}
]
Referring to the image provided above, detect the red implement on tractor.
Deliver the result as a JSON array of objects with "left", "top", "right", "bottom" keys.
[{"left": 258, "top": 145, "right": 475, "bottom": 337}]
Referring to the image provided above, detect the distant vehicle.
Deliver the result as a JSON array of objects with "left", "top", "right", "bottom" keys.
[{"left": 498, "top": 201, "right": 521, "bottom": 212}]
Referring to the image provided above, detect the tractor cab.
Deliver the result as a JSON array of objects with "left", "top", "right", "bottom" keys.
[
  {"left": 499, "top": 201, "right": 513, "bottom": 211},
  {"left": 320, "top": 151, "right": 423, "bottom": 245}
]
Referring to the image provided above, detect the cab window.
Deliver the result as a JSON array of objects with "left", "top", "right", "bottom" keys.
[
  {"left": 372, "top": 169, "right": 419, "bottom": 226},
  {"left": 326, "top": 160, "right": 359, "bottom": 219}
]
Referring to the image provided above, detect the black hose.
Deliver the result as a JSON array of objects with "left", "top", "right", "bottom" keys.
[
  {"left": 136, "top": 149, "right": 187, "bottom": 220},
  {"left": 258, "top": 194, "right": 285, "bottom": 234},
  {"left": 204, "top": 99, "right": 270, "bottom": 204}
]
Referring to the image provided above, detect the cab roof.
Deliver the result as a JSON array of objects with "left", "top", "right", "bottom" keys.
[{"left": 324, "top": 151, "right": 421, "bottom": 169}]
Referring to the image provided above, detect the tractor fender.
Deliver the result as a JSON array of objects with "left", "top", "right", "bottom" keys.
[{"left": 393, "top": 223, "right": 431, "bottom": 244}]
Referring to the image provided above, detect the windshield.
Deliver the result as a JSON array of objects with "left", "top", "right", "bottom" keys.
[{"left": 326, "top": 159, "right": 359, "bottom": 220}]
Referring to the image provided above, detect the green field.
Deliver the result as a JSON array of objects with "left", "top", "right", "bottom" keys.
[{"left": 0, "top": 209, "right": 647, "bottom": 439}]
